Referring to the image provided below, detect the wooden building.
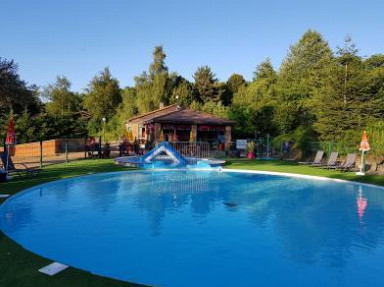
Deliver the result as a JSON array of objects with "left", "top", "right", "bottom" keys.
[{"left": 125, "top": 104, "right": 234, "bottom": 150}]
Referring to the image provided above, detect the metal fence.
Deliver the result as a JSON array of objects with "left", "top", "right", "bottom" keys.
[
  {"left": 0, "top": 138, "right": 122, "bottom": 169},
  {"left": 0, "top": 139, "right": 213, "bottom": 169},
  {"left": 169, "top": 141, "right": 210, "bottom": 158}
]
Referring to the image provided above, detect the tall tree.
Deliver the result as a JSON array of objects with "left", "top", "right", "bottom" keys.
[
  {"left": 44, "top": 76, "right": 81, "bottom": 115},
  {"left": 253, "top": 58, "right": 276, "bottom": 84},
  {"left": 135, "top": 46, "right": 173, "bottom": 113},
  {"left": 312, "top": 39, "right": 384, "bottom": 141},
  {"left": 193, "top": 66, "right": 217, "bottom": 102},
  {"left": 83, "top": 67, "right": 121, "bottom": 121},
  {"left": 149, "top": 46, "right": 168, "bottom": 78},
  {"left": 225, "top": 74, "right": 246, "bottom": 105},
  {"left": 0, "top": 57, "right": 38, "bottom": 113},
  {"left": 171, "top": 78, "right": 196, "bottom": 107},
  {"left": 275, "top": 30, "right": 334, "bottom": 133}
]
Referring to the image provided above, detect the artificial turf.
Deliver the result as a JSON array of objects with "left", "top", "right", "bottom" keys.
[{"left": 0, "top": 158, "right": 382, "bottom": 287}]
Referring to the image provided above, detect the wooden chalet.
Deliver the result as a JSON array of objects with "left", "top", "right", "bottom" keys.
[{"left": 125, "top": 104, "right": 234, "bottom": 150}]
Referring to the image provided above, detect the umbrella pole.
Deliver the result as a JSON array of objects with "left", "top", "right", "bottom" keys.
[
  {"left": 5, "top": 144, "right": 9, "bottom": 174},
  {"left": 356, "top": 150, "right": 365, "bottom": 176}
]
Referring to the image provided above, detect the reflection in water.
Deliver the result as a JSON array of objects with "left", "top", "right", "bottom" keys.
[{"left": 357, "top": 186, "right": 368, "bottom": 222}]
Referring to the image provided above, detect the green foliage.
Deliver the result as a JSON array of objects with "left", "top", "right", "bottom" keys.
[
  {"left": 7, "top": 111, "right": 87, "bottom": 144},
  {"left": 227, "top": 74, "right": 246, "bottom": 94},
  {"left": 367, "top": 121, "right": 384, "bottom": 160},
  {"left": 0, "top": 57, "right": 39, "bottom": 113},
  {"left": 226, "top": 74, "right": 246, "bottom": 105},
  {"left": 43, "top": 76, "right": 81, "bottom": 115},
  {"left": 201, "top": 100, "right": 230, "bottom": 119},
  {"left": 272, "top": 126, "right": 318, "bottom": 158},
  {"left": 171, "top": 79, "right": 195, "bottom": 107},
  {"left": 253, "top": 58, "right": 276, "bottom": 84},
  {"left": 193, "top": 66, "right": 218, "bottom": 102},
  {"left": 275, "top": 30, "right": 334, "bottom": 131},
  {"left": 149, "top": 45, "right": 168, "bottom": 78},
  {"left": 83, "top": 67, "right": 122, "bottom": 120},
  {"left": 2, "top": 35, "right": 383, "bottom": 158},
  {"left": 134, "top": 46, "right": 173, "bottom": 113}
]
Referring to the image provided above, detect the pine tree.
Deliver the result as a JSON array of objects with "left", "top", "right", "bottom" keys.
[
  {"left": 193, "top": 66, "right": 218, "bottom": 102},
  {"left": 149, "top": 46, "right": 168, "bottom": 79}
]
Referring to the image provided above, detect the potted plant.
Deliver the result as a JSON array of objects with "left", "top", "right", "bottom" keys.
[{"left": 246, "top": 141, "right": 256, "bottom": 159}]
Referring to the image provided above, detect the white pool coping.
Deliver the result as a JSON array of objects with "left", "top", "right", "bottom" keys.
[
  {"left": 222, "top": 168, "right": 384, "bottom": 190},
  {"left": 38, "top": 262, "right": 68, "bottom": 276}
]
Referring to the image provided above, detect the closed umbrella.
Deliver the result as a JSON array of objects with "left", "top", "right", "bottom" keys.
[
  {"left": 356, "top": 130, "right": 370, "bottom": 175},
  {"left": 5, "top": 115, "right": 16, "bottom": 173}
]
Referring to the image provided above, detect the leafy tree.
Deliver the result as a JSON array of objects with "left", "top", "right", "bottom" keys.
[
  {"left": 135, "top": 46, "right": 173, "bottom": 113},
  {"left": 275, "top": 30, "right": 334, "bottom": 132},
  {"left": 253, "top": 58, "right": 276, "bottom": 84},
  {"left": 0, "top": 57, "right": 38, "bottom": 113},
  {"left": 278, "top": 30, "right": 333, "bottom": 99},
  {"left": 214, "top": 82, "right": 231, "bottom": 106},
  {"left": 43, "top": 76, "right": 81, "bottom": 115},
  {"left": 227, "top": 74, "right": 246, "bottom": 94},
  {"left": 312, "top": 37, "right": 383, "bottom": 141},
  {"left": 201, "top": 100, "right": 230, "bottom": 119},
  {"left": 193, "top": 66, "right": 218, "bottom": 102},
  {"left": 171, "top": 79, "right": 195, "bottom": 107},
  {"left": 364, "top": 54, "right": 384, "bottom": 69},
  {"left": 225, "top": 74, "right": 246, "bottom": 105},
  {"left": 83, "top": 67, "right": 122, "bottom": 120}
]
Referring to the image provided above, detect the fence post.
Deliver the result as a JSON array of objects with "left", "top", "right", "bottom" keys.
[
  {"left": 65, "top": 139, "right": 68, "bottom": 163},
  {"left": 84, "top": 137, "right": 87, "bottom": 159},
  {"left": 39, "top": 140, "right": 43, "bottom": 168}
]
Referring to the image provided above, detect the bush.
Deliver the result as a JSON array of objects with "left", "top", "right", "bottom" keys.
[{"left": 272, "top": 126, "right": 318, "bottom": 159}]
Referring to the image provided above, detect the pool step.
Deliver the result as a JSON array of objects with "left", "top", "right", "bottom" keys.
[{"left": 39, "top": 262, "right": 69, "bottom": 276}]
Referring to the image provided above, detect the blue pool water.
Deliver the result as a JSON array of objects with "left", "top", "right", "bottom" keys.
[{"left": 1, "top": 170, "right": 384, "bottom": 287}]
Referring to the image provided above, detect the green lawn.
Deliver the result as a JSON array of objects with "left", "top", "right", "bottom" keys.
[
  {"left": 0, "top": 158, "right": 383, "bottom": 287},
  {"left": 223, "top": 158, "right": 384, "bottom": 186}
]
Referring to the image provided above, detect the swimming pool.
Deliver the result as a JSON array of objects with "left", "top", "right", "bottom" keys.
[{"left": 1, "top": 170, "right": 384, "bottom": 287}]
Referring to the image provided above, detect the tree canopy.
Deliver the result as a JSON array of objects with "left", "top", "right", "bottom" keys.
[{"left": 1, "top": 31, "right": 383, "bottom": 155}]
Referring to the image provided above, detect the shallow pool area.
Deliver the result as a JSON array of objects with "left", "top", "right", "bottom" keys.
[{"left": 1, "top": 170, "right": 384, "bottom": 287}]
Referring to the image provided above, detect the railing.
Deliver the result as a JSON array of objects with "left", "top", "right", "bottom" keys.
[{"left": 169, "top": 141, "right": 210, "bottom": 158}]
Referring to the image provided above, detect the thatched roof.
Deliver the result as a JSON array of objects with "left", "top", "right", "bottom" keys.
[{"left": 128, "top": 105, "right": 234, "bottom": 126}]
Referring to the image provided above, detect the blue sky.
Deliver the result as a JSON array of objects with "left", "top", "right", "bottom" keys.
[{"left": 2, "top": 0, "right": 383, "bottom": 92}]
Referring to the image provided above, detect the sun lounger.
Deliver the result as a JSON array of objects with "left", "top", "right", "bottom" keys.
[
  {"left": 312, "top": 152, "right": 338, "bottom": 168},
  {"left": 298, "top": 150, "right": 324, "bottom": 166},
  {"left": 0, "top": 151, "right": 41, "bottom": 176},
  {"left": 327, "top": 153, "right": 357, "bottom": 172}
]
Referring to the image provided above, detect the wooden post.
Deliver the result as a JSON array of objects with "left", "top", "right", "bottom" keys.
[
  {"left": 65, "top": 139, "right": 68, "bottom": 163},
  {"left": 224, "top": 126, "right": 232, "bottom": 151},
  {"left": 154, "top": 123, "right": 161, "bottom": 143},
  {"left": 191, "top": 125, "right": 197, "bottom": 141},
  {"left": 39, "top": 140, "right": 43, "bottom": 168}
]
